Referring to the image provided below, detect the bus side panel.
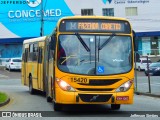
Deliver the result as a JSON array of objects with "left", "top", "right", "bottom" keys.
[
  {"left": 21, "top": 60, "right": 25, "bottom": 85},
  {"left": 21, "top": 45, "right": 25, "bottom": 85},
  {"left": 27, "top": 62, "right": 38, "bottom": 90}
]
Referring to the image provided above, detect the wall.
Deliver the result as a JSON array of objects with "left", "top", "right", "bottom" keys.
[
  {"left": 0, "top": 0, "right": 74, "bottom": 38},
  {"left": 0, "top": 44, "right": 22, "bottom": 58},
  {"left": 0, "top": 0, "right": 160, "bottom": 37},
  {"left": 65, "top": 0, "right": 160, "bottom": 32},
  {"left": 0, "top": 0, "right": 160, "bottom": 61}
]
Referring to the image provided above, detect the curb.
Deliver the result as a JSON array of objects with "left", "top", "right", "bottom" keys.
[
  {"left": 135, "top": 92, "right": 160, "bottom": 98},
  {"left": 0, "top": 97, "right": 10, "bottom": 107}
]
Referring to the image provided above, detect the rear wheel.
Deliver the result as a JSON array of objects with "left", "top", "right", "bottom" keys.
[
  {"left": 29, "top": 76, "right": 36, "bottom": 94},
  {"left": 111, "top": 104, "right": 121, "bottom": 110}
]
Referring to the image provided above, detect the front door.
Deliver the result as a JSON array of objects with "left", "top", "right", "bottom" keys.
[{"left": 37, "top": 43, "right": 44, "bottom": 90}]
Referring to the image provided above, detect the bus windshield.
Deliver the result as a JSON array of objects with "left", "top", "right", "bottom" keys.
[{"left": 58, "top": 34, "right": 132, "bottom": 75}]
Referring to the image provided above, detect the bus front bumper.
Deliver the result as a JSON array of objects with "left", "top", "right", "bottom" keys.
[{"left": 55, "top": 87, "right": 134, "bottom": 104}]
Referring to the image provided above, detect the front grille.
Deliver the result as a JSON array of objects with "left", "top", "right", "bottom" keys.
[
  {"left": 78, "top": 79, "right": 121, "bottom": 86},
  {"left": 79, "top": 94, "right": 112, "bottom": 102},
  {"left": 76, "top": 88, "right": 113, "bottom": 91}
]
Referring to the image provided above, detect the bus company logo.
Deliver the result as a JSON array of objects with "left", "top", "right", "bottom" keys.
[
  {"left": 2, "top": 112, "right": 12, "bottom": 117},
  {"left": 102, "top": 0, "right": 112, "bottom": 4},
  {"left": 26, "top": 0, "right": 41, "bottom": 7}
]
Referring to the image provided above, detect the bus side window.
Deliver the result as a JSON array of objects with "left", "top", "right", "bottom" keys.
[
  {"left": 28, "top": 43, "right": 38, "bottom": 62},
  {"left": 24, "top": 49, "right": 28, "bottom": 62},
  {"left": 28, "top": 44, "right": 33, "bottom": 61},
  {"left": 33, "top": 43, "right": 38, "bottom": 61},
  {"left": 45, "top": 40, "right": 50, "bottom": 62},
  {"left": 38, "top": 48, "right": 42, "bottom": 63},
  {"left": 22, "top": 46, "right": 25, "bottom": 62}
]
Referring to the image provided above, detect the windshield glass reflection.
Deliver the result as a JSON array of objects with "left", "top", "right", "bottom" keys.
[{"left": 58, "top": 34, "right": 132, "bottom": 75}]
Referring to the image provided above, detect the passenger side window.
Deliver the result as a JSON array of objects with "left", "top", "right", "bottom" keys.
[
  {"left": 38, "top": 47, "right": 43, "bottom": 63},
  {"left": 24, "top": 48, "right": 28, "bottom": 62},
  {"left": 28, "top": 43, "right": 38, "bottom": 61},
  {"left": 28, "top": 44, "right": 33, "bottom": 61},
  {"left": 33, "top": 43, "right": 38, "bottom": 61}
]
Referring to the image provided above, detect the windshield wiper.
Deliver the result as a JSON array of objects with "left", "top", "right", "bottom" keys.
[
  {"left": 75, "top": 32, "right": 90, "bottom": 52},
  {"left": 98, "top": 33, "right": 116, "bottom": 50}
]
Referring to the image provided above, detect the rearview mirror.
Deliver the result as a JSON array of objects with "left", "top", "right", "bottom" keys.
[{"left": 132, "top": 30, "right": 138, "bottom": 52}]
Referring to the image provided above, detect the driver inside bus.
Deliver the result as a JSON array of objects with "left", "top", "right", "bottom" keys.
[{"left": 58, "top": 42, "right": 67, "bottom": 65}]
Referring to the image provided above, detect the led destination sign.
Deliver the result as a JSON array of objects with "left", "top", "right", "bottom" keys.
[{"left": 60, "top": 19, "right": 131, "bottom": 33}]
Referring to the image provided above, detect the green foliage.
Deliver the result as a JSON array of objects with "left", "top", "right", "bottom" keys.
[{"left": 0, "top": 92, "right": 8, "bottom": 104}]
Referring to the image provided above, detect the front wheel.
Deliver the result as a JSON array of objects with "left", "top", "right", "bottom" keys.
[
  {"left": 46, "top": 87, "right": 52, "bottom": 102},
  {"left": 111, "top": 104, "right": 121, "bottom": 110},
  {"left": 53, "top": 102, "right": 62, "bottom": 111}
]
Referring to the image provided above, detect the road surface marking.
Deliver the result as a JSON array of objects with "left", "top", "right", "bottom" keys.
[
  {"left": 0, "top": 74, "right": 8, "bottom": 78},
  {"left": 138, "top": 83, "right": 160, "bottom": 86}
]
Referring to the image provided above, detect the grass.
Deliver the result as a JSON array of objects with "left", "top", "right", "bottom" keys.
[{"left": 0, "top": 92, "right": 8, "bottom": 104}]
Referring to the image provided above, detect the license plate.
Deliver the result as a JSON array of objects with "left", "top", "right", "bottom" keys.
[
  {"left": 70, "top": 77, "right": 89, "bottom": 84},
  {"left": 116, "top": 96, "right": 129, "bottom": 101}
]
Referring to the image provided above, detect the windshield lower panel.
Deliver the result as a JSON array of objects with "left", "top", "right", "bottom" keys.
[{"left": 58, "top": 34, "right": 132, "bottom": 75}]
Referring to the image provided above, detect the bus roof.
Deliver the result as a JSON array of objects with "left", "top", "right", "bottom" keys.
[
  {"left": 58, "top": 16, "right": 129, "bottom": 22},
  {"left": 23, "top": 36, "right": 47, "bottom": 44}
]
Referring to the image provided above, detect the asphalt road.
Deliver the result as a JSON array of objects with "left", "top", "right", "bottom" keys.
[
  {"left": 0, "top": 69, "right": 160, "bottom": 119},
  {"left": 134, "top": 70, "right": 160, "bottom": 94}
]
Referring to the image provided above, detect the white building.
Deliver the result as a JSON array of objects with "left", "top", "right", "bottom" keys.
[{"left": 66, "top": 0, "right": 160, "bottom": 56}]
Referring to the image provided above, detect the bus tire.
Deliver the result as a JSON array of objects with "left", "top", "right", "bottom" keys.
[
  {"left": 53, "top": 102, "right": 62, "bottom": 111},
  {"left": 47, "top": 96, "right": 52, "bottom": 102},
  {"left": 29, "top": 76, "right": 35, "bottom": 95},
  {"left": 111, "top": 104, "right": 121, "bottom": 110}
]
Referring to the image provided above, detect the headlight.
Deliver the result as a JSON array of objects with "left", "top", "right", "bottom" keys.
[
  {"left": 116, "top": 80, "right": 133, "bottom": 92},
  {"left": 56, "top": 78, "right": 75, "bottom": 92},
  {"left": 155, "top": 67, "right": 160, "bottom": 71}
]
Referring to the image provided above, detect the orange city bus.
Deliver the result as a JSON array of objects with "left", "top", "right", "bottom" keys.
[{"left": 22, "top": 16, "right": 136, "bottom": 111}]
